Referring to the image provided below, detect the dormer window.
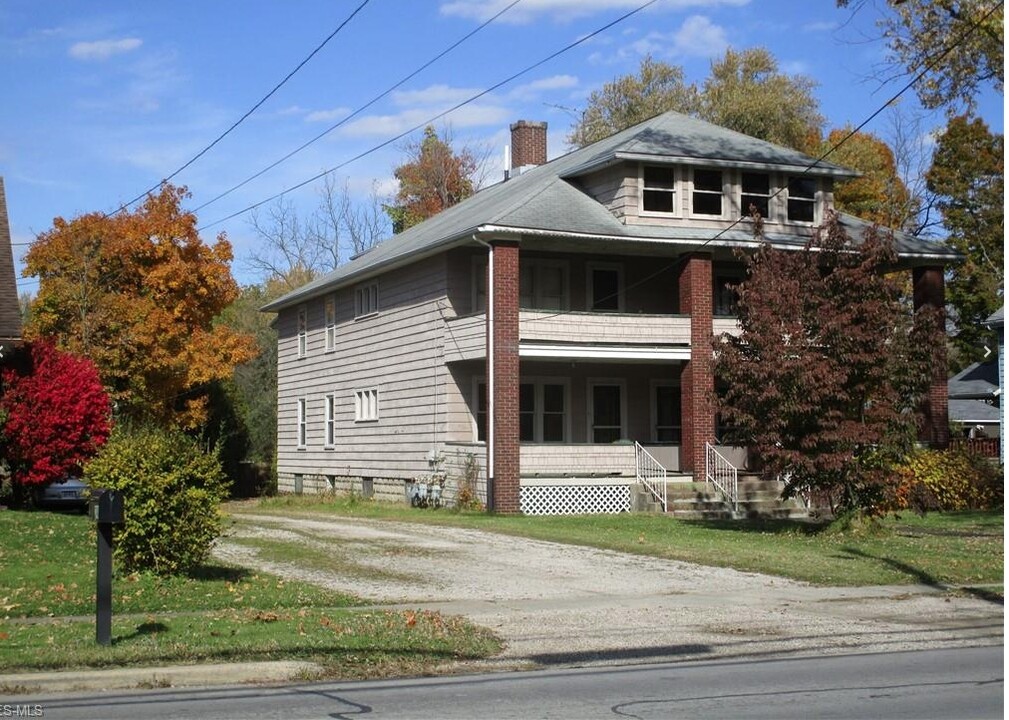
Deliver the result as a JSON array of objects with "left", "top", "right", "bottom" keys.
[
  {"left": 641, "top": 165, "right": 678, "bottom": 215},
  {"left": 787, "top": 177, "right": 816, "bottom": 223},
  {"left": 691, "top": 169, "right": 724, "bottom": 217},
  {"left": 741, "top": 172, "right": 771, "bottom": 220}
]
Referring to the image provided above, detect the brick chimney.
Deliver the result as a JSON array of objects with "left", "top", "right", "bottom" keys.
[{"left": 510, "top": 120, "right": 547, "bottom": 171}]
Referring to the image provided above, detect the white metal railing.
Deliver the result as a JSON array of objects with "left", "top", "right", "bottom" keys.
[
  {"left": 634, "top": 442, "right": 668, "bottom": 512},
  {"left": 705, "top": 443, "right": 738, "bottom": 514}
]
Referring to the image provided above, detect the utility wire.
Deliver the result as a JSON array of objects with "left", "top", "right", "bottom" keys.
[
  {"left": 193, "top": 0, "right": 523, "bottom": 214},
  {"left": 198, "top": 0, "right": 666, "bottom": 232},
  {"left": 111, "top": 0, "right": 372, "bottom": 216}
]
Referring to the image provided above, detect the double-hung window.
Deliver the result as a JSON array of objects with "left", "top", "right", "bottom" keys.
[
  {"left": 324, "top": 393, "right": 336, "bottom": 447},
  {"left": 691, "top": 169, "right": 724, "bottom": 217},
  {"left": 589, "top": 382, "right": 624, "bottom": 444},
  {"left": 641, "top": 165, "right": 678, "bottom": 214},
  {"left": 787, "top": 177, "right": 816, "bottom": 223},
  {"left": 476, "top": 380, "right": 567, "bottom": 443},
  {"left": 297, "top": 306, "right": 308, "bottom": 358},
  {"left": 652, "top": 383, "right": 682, "bottom": 443},
  {"left": 324, "top": 296, "right": 337, "bottom": 351},
  {"left": 297, "top": 398, "right": 308, "bottom": 448},
  {"left": 587, "top": 263, "right": 623, "bottom": 312},
  {"left": 354, "top": 388, "right": 379, "bottom": 422},
  {"left": 519, "top": 260, "right": 568, "bottom": 310},
  {"left": 741, "top": 172, "right": 771, "bottom": 220},
  {"left": 355, "top": 282, "right": 379, "bottom": 318}
]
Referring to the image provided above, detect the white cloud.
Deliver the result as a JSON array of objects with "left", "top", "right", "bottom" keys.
[
  {"left": 390, "top": 84, "right": 483, "bottom": 108},
  {"left": 669, "top": 15, "right": 728, "bottom": 58},
  {"left": 304, "top": 107, "right": 353, "bottom": 123},
  {"left": 780, "top": 60, "right": 810, "bottom": 76},
  {"left": 509, "top": 74, "right": 580, "bottom": 100},
  {"left": 440, "top": 0, "right": 749, "bottom": 24},
  {"left": 340, "top": 104, "right": 511, "bottom": 138},
  {"left": 68, "top": 37, "right": 142, "bottom": 61}
]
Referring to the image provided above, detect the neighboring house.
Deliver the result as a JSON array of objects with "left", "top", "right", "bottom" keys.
[
  {"left": 264, "top": 112, "right": 957, "bottom": 514},
  {"left": 0, "top": 177, "right": 23, "bottom": 347},
  {"left": 948, "top": 360, "right": 1000, "bottom": 439},
  {"left": 986, "top": 306, "right": 1004, "bottom": 462}
]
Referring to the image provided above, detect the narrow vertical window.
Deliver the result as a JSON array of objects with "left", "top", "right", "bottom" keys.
[
  {"left": 476, "top": 382, "right": 487, "bottom": 442},
  {"left": 542, "top": 383, "right": 566, "bottom": 442},
  {"left": 324, "top": 297, "right": 337, "bottom": 351},
  {"left": 297, "top": 398, "right": 307, "bottom": 448},
  {"left": 654, "top": 385, "right": 682, "bottom": 443},
  {"left": 324, "top": 393, "right": 336, "bottom": 447},
  {"left": 297, "top": 306, "right": 308, "bottom": 358},
  {"left": 519, "top": 383, "right": 535, "bottom": 442}
]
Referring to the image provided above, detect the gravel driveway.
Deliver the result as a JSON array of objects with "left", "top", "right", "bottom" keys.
[{"left": 214, "top": 512, "right": 1003, "bottom": 670}]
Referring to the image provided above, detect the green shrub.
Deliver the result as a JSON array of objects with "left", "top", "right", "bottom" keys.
[
  {"left": 889, "top": 448, "right": 1002, "bottom": 513},
  {"left": 85, "top": 426, "right": 230, "bottom": 576}
]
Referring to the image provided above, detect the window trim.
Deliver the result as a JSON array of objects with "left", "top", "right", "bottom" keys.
[
  {"left": 354, "top": 281, "right": 380, "bottom": 319},
  {"left": 586, "top": 262, "right": 625, "bottom": 313},
  {"left": 354, "top": 387, "right": 380, "bottom": 422},
  {"left": 739, "top": 170, "right": 774, "bottom": 222},
  {"left": 689, "top": 168, "right": 727, "bottom": 219},
  {"left": 296, "top": 305, "right": 308, "bottom": 358},
  {"left": 650, "top": 380, "right": 682, "bottom": 444},
  {"left": 587, "top": 378, "right": 627, "bottom": 444},
  {"left": 324, "top": 393, "right": 336, "bottom": 448},
  {"left": 296, "top": 397, "right": 308, "bottom": 449},
  {"left": 324, "top": 296, "right": 337, "bottom": 351},
  {"left": 639, "top": 164, "right": 681, "bottom": 218}
]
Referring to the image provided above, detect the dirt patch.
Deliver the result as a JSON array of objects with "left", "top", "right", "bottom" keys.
[{"left": 214, "top": 513, "right": 1004, "bottom": 669}]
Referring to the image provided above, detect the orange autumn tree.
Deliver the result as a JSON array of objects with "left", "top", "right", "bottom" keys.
[{"left": 24, "top": 184, "right": 257, "bottom": 428}]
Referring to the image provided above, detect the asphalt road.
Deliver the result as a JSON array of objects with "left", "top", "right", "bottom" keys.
[{"left": 15, "top": 645, "right": 1002, "bottom": 720}]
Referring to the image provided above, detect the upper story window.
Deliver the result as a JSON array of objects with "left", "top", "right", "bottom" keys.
[
  {"left": 787, "top": 177, "right": 817, "bottom": 223},
  {"left": 641, "top": 165, "right": 678, "bottom": 215},
  {"left": 324, "top": 296, "right": 337, "bottom": 351},
  {"left": 355, "top": 282, "right": 379, "bottom": 318},
  {"left": 520, "top": 260, "right": 568, "bottom": 311},
  {"left": 691, "top": 169, "right": 724, "bottom": 217},
  {"left": 297, "top": 306, "right": 308, "bottom": 358},
  {"left": 741, "top": 172, "right": 771, "bottom": 220}
]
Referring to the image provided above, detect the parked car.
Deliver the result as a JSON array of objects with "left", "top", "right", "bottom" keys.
[{"left": 36, "top": 476, "right": 90, "bottom": 511}]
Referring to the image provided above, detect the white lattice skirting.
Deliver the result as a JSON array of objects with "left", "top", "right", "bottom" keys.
[{"left": 520, "top": 484, "right": 630, "bottom": 515}]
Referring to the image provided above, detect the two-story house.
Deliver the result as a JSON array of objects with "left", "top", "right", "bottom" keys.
[{"left": 263, "top": 112, "right": 956, "bottom": 515}]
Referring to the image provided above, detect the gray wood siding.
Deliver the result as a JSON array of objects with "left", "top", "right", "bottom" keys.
[
  {"left": 276, "top": 255, "right": 453, "bottom": 482},
  {"left": 580, "top": 166, "right": 636, "bottom": 220}
]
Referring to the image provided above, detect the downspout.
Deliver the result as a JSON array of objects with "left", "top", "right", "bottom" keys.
[{"left": 472, "top": 234, "right": 495, "bottom": 511}]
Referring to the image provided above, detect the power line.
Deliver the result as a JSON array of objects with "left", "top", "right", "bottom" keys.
[
  {"left": 111, "top": 0, "right": 372, "bottom": 217},
  {"left": 198, "top": 0, "right": 666, "bottom": 232},
  {"left": 193, "top": 0, "right": 523, "bottom": 215}
]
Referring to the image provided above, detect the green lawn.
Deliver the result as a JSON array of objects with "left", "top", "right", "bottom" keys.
[
  {"left": 244, "top": 495, "right": 1004, "bottom": 590},
  {"left": 0, "top": 510, "right": 500, "bottom": 675}
]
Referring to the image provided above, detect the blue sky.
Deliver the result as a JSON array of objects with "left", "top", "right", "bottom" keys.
[{"left": 2, "top": 0, "right": 1003, "bottom": 292}]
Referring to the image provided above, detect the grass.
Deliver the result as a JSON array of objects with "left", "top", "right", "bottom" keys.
[
  {"left": 0, "top": 510, "right": 501, "bottom": 675},
  {"left": 241, "top": 495, "right": 1004, "bottom": 590}
]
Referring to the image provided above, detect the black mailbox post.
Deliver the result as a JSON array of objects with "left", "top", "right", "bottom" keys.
[{"left": 89, "top": 489, "right": 124, "bottom": 646}]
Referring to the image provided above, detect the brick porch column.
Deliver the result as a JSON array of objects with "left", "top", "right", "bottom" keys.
[
  {"left": 913, "top": 266, "right": 950, "bottom": 448},
  {"left": 486, "top": 240, "right": 521, "bottom": 513},
  {"left": 678, "top": 253, "right": 715, "bottom": 475}
]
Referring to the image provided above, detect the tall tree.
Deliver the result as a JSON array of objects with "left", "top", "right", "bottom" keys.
[
  {"left": 838, "top": 0, "right": 1004, "bottom": 113},
  {"left": 567, "top": 56, "right": 701, "bottom": 147},
  {"left": 568, "top": 49, "right": 823, "bottom": 151},
  {"left": 247, "top": 174, "right": 388, "bottom": 286},
  {"left": 1, "top": 341, "right": 112, "bottom": 505},
  {"left": 714, "top": 212, "right": 942, "bottom": 513},
  {"left": 925, "top": 114, "right": 1004, "bottom": 366},
  {"left": 822, "top": 127, "right": 915, "bottom": 229},
  {"left": 23, "top": 184, "right": 258, "bottom": 428},
  {"left": 385, "top": 126, "right": 481, "bottom": 233},
  {"left": 701, "top": 48, "right": 823, "bottom": 153}
]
